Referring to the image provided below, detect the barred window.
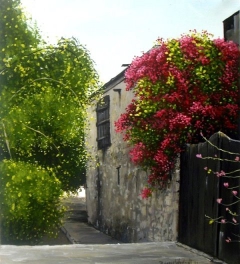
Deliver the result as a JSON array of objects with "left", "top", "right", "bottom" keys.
[{"left": 96, "top": 95, "right": 111, "bottom": 149}]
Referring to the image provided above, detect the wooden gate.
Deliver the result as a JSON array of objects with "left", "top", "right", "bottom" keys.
[{"left": 179, "top": 132, "right": 240, "bottom": 264}]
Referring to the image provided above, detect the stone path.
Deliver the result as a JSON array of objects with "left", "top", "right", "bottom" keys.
[
  {"left": 0, "top": 242, "right": 218, "bottom": 264},
  {"left": 0, "top": 195, "right": 226, "bottom": 263},
  {"left": 61, "top": 196, "right": 120, "bottom": 244}
]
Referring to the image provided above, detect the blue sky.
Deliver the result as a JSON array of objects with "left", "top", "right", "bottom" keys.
[{"left": 21, "top": 0, "right": 240, "bottom": 83}]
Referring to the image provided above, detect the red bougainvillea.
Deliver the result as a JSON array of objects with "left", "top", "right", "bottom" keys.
[{"left": 115, "top": 31, "right": 240, "bottom": 198}]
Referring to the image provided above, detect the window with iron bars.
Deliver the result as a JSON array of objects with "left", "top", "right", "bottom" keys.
[{"left": 96, "top": 95, "right": 111, "bottom": 149}]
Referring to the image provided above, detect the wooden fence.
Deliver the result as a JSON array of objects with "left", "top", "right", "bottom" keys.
[{"left": 179, "top": 132, "right": 240, "bottom": 264}]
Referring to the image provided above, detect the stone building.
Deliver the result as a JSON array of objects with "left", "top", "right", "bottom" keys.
[{"left": 85, "top": 69, "right": 179, "bottom": 242}]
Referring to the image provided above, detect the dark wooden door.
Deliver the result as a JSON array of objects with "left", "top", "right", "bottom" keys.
[{"left": 178, "top": 133, "right": 240, "bottom": 264}]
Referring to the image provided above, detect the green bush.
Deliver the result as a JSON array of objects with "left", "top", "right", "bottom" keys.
[{"left": 0, "top": 160, "right": 65, "bottom": 244}]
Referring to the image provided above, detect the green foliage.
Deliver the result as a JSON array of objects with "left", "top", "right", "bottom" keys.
[
  {"left": 0, "top": 0, "right": 41, "bottom": 58},
  {"left": 0, "top": 159, "right": 65, "bottom": 244},
  {"left": 0, "top": 0, "right": 100, "bottom": 191}
]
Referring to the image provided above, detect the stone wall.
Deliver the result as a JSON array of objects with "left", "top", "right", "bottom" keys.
[{"left": 86, "top": 72, "right": 179, "bottom": 242}]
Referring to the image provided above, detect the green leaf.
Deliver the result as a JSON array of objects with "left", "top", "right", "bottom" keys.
[{"left": 209, "top": 219, "right": 214, "bottom": 225}]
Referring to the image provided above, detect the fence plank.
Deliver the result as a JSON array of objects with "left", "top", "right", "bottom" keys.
[{"left": 179, "top": 148, "right": 190, "bottom": 244}]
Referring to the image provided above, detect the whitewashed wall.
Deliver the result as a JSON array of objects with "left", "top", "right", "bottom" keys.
[{"left": 86, "top": 71, "right": 179, "bottom": 242}]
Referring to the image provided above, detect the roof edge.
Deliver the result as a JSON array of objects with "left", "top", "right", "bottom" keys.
[{"left": 102, "top": 68, "right": 127, "bottom": 92}]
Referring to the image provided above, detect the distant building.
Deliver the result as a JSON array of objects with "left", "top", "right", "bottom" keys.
[
  {"left": 223, "top": 10, "right": 240, "bottom": 45},
  {"left": 223, "top": 10, "right": 240, "bottom": 137}
]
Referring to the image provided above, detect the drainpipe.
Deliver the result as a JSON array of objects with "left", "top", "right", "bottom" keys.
[{"left": 96, "top": 157, "right": 102, "bottom": 229}]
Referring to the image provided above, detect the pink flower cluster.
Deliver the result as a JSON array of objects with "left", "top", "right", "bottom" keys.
[
  {"left": 115, "top": 31, "right": 240, "bottom": 195},
  {"left": 140, "top": 187, "right": 152, "bottom": 199},
  {"left": 216, "top": 170, "right": 226, "bottom": 177}
]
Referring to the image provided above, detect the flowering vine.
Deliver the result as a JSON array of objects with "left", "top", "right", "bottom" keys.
[
  {"left": 115, "top": 31, "right": 240, "bottom": 198},
  {"left": 196, "top": 132, "right": 240, "bottom": 244}
]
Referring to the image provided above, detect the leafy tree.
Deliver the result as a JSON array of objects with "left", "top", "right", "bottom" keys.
[
  {"left": 0, "top": 160, "right": 65, "bottom": 244},
  {"left": 0, "top": 0, "right": 100, "bottom": 192}
]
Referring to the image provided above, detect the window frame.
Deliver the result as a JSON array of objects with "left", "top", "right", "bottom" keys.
[{"left": 96, "top": 95, "right": 111, "bottom": 150}]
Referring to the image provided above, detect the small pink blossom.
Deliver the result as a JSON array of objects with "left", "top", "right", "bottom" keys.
[
  {"left": 221, "top": 219, "right": 226, "bottom": 223},
  {"left": 226, "top": 207, "right": 229, "bottom": 211},
  {"left": 232, "top": 190, "right": 238, "bottom": 196},
  {"left": 235, "top": 156, "right": 240, "bottom": 161},
  {"left": 216, "top": 170, "right": 226, "bottom": 177},
  {"left": 196, "top": 154, "right": 202, "bottom": 158},
  {"left": 223, "top": 182, "right": 229, "bottom": 188},
  {"left": 216, "top": 198, "right": 222, "bottom": 204},
  {"left": 204, "top": 167, "right": 208, "bottom": 171},
  {"left": 221, "top": 170, "right": 226, "bottom": 176},
  {"left": 226, "top": 237, "right": 231, "bottom": 243},
  {"left": 232, "top": 217, "right": 237, "bottom": 224},
  {"left": 140, "top": 187, "right": 152, "bottom": 199}
]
